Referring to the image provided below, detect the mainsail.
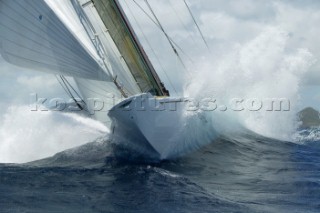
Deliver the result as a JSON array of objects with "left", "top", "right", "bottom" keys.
[
  {"left": 0, "top": 0, "right": 170, "bottom": 125},
  {"left": 0, "top": 0, "right": 111, "bottom": 81}
]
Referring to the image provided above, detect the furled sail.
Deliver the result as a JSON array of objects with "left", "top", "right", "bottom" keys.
[{"left": 0, "top": 0, "right": 111, "bottom": 81}]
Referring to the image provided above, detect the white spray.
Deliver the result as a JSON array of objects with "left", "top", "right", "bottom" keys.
[
  {"left": 0, "top": 105, "right": 108, "bottom": 163},
  {"left": 185, "top": 27, "right": 315, "bottom": 140}
]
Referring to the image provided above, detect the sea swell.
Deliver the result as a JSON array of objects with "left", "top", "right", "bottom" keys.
[{"left": 1, "top": 127, "right": 319, "bottom": 213}]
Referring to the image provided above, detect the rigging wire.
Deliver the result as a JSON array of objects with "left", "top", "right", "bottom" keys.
[
  {"left": 143, "top": 0, "right": 180, "bottom": 55},
  {"left": 143, "top": 0, "right": 191, "bottom": 74},
  {"left": 72, "top": 0, "right": 130, "bottom": 98},
  {"left": 60, "top": 76, "right": 86, "bottom": 111},
  {"left": 123, "top": 0, "right": 178, "bottom": 95},
  {"left": 132, "top": 0, "right": 194, "bottom": 64},
  {"left": 55, "top": 75, "right": 87, "bottom": 111},
  {"left": 182, "top": 0, "right": 210, "bottom": 51},
  {"left": 168, "top": 0, "right": 196, "bottom": 44},
  {"left": 61, "top": 75, "right": 85, "bottom": 104},
  {"left": 55, "top": 75, "right": 73, "bottom": 99}
]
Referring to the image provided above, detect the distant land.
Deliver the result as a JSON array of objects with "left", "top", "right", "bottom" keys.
[{"left": 298, "top": 107, "right": 320, "bottom": 128}]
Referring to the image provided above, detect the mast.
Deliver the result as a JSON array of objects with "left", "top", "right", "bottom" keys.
[{"left": 92, "top": 0, "right": 169, "bottom": 96}]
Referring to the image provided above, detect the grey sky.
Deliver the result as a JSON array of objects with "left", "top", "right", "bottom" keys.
[
  {"left": 123, "top": 0, "right": 320, "bottom": 109},
  {"left": 0, "top": 0, "right": 319, "bottom": 110}
]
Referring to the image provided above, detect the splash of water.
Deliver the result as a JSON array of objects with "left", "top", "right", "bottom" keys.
[
  {"left": 185, "top": 27, "right": 315, "bottom": 140},
  {"left": 0, "top": 105, "right": 109, "bottom": 163},
  {"left": 293, "top": 127, "right": 320, "bottom": 144},
  {"left": 0, "top": 28, "right": 316, "bottom": 163}
]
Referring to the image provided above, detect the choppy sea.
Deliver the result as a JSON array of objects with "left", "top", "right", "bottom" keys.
[{"left": 0, "top": 126, "right": 319, "bottom": 213}]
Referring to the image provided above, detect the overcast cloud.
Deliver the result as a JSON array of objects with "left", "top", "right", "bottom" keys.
[
  {"left": 123, "top": 0, "right": 320, "bottom": 85},
  {"left": 0, "top": 0, "right": 319, "bottom": 109}
]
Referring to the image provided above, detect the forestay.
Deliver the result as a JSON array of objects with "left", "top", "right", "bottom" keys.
[{"left": 92, "top": 0, "right": 169, "bottom": 96}]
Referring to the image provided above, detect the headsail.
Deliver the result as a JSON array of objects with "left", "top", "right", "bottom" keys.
[
  {"left": 91, "top": 0, "right": 169, "bottom": 96},
  {"left": 0, "top": 0, "right": 111, "bottom": 81},
  {"left": 0, "top": 0, "right": 171, "bottom": 125}
]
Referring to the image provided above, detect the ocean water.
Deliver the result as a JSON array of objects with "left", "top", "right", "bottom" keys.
[
  {"left": 0, "top": 126, "right": 319, "bottom": 213},
  {"left": 1, "top": 24, "right": 319, "bottom": 213}
]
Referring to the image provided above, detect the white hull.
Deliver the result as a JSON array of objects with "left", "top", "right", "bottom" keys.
[{"left": 108, "top": 93, "right": 215, "bottom": 160}]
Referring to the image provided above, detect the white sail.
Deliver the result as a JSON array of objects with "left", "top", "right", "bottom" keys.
[
  {"left": 0, "top": 0, "right": 111, "bottom": 81},
  {"left": 0, "top": 0, "right": 203, "bottom": 159},
  {"left": 1, "top": 0, "right": 171, "bottom": 126},
  {"left": 72, "top": 0, "right": 141, "bottom": 96},
  {"left": 66, "top": 0, "right": 170, "bottom": 126},
  {"left": 74, "top": 77, "right": 123, "bottom": 126},
  {"left": 91, "top": 0, "right": 169, "bottom": 96}
]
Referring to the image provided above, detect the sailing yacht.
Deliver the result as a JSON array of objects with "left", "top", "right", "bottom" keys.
[{"left": 0, "top": 0, "right": 210, "bottom": 159}]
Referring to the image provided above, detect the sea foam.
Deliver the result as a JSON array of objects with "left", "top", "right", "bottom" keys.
[{"left": 0, "top": 105, "right": 108, "bottom": 163}]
